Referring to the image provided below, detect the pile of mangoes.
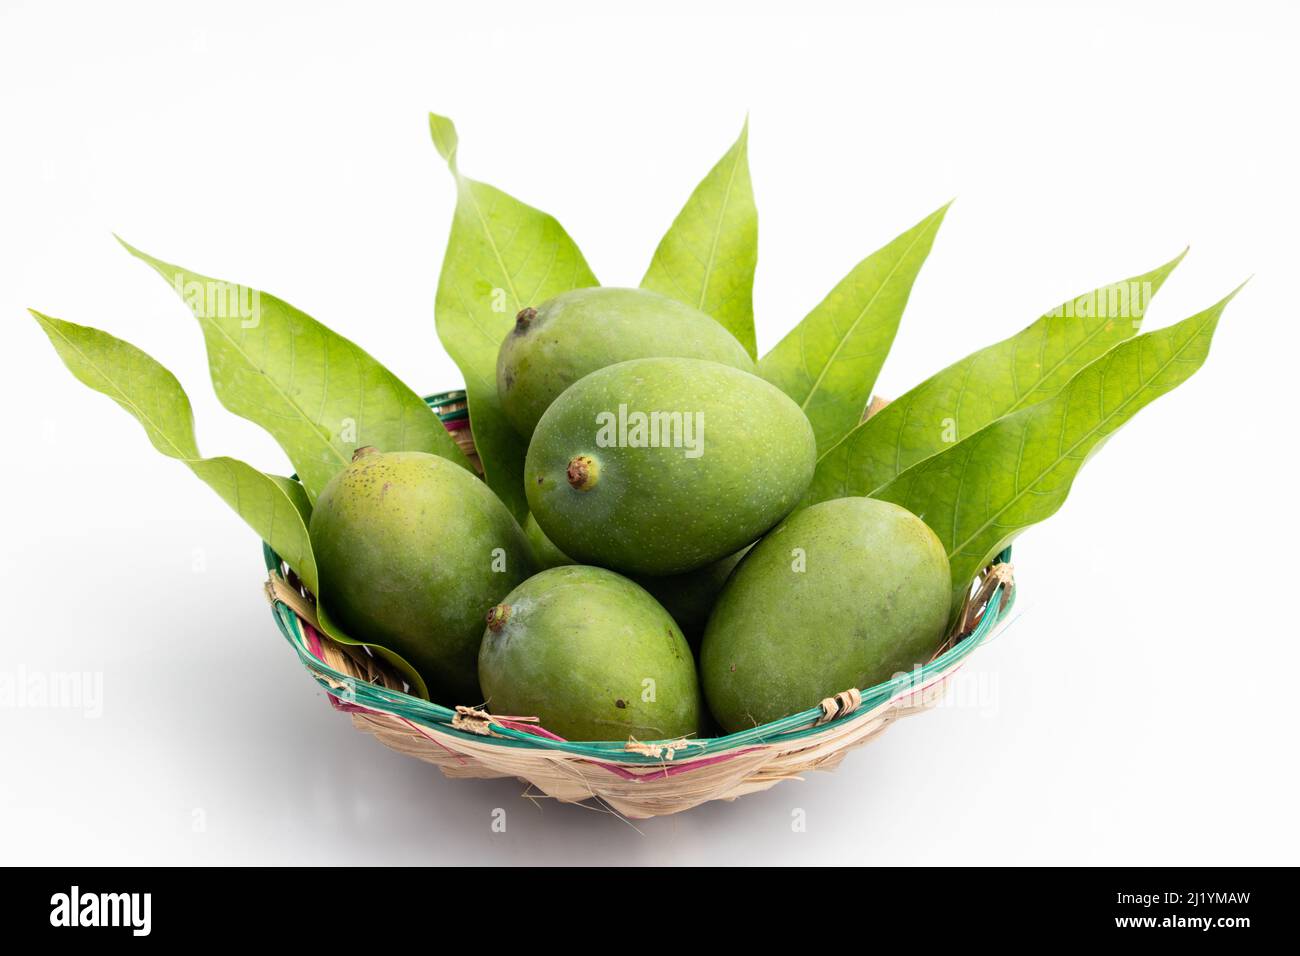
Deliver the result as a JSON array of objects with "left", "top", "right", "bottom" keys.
[{"left": 311, "top": 288, "right": 952, "bottom": 739}]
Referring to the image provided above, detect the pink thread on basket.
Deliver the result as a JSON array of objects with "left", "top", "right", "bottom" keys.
[
  {"left": 398, "top": 716, "right": 470, "bottom": 765},
  {"left": 329, "top": 698, "right": 372, "bottom": 714},
  {"left": 301, "top": 621, "right": 361, "bottom": 714},
  {"left": 300, "top": 620, "right": 380, "bottom": 714},
  {"left": 589, "top": 747, "right": 766, "bottom": 781},
  {"left": 303, "top": 621, "right": 325, "bottom": 660},
  {"left": 496, "top": 718, "right": 568, "bottom": 742}
]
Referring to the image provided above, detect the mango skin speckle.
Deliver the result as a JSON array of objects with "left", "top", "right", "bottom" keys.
[
  {"left": 700, "top": 497, "right": 951, "bottom": 732},
  {"left": 526, "top": 357, "right": 816, "bottom": 576},
  {"left": 478, "top": 566, "right": 701, "bottom": 742},
  {"left": 309, "top": 450, "right": 534, "bottom": 703},
  {"left": 497, "top": 287, "right": 755, "bottom": 438}
]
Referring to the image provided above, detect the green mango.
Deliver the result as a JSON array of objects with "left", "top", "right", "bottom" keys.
[
  {"left": 478, "top": 565, "right": 701, "bottom": 742},
  {"left": 634, "top": 547, "right": 749, "bottom": 649},
  {"left": 523, "top": 512, "right": 574, "bottom": 570},
  {"left": 496, "top": 287, "right": 754, "bottom": 438},
  {"left": 526, "top": 510, "right": 743, "bottom": 645},
  {"left": 309, "top": 448, "right": 534, "bottom": 703},
  {"left": 700, "top": 497, "right": 951, "bottom": 732},
  {"left": 526, "top": 357, "right": 816, "bottom": 576}
]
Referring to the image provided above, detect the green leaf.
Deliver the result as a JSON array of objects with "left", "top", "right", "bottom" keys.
[
  {"left": 314, "top": 601, "right": 429, "bottom": 701},
  {"left": 30, "top": 310, "right": 432, "bottom": 699},
  {"left": 29, "top": 309, "right": 319, "bottom": 594},
  {"left": 808, "top": 251, "right": 1186, "bottom": 503},
  {"left": 117, "top": 238, "right": 471, "bottom": 503},
  {"left": 430, "top": 112, "right": 598, "bottom": 521},
  {"left": 873, "top": 288, "right": 1238, "bottom": 612},
  {"left": 641, "top": 119, "right": 758, "bottom": 357},
  {"left": 758, "top": 203, "right": 949, "bottom": 452},
  {"left": 269, "top": 474, "right": 313, "bottom": 526}
]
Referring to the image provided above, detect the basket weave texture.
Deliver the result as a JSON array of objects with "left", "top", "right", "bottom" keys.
[{"left": 263, "top": 392, "right": 1016, "bottom": 819}]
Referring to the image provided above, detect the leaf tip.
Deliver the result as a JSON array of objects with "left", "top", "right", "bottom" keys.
[
  {"left": 113, "top": 232, "right": 142, "bottom": 258},
  {"left": 428, "top": 112, "right": 460, "bottom": 170},
  {"left": 114, "top": 234, "right": 172, "bottom": 280},
  {"left": 1164, "top": 245, "right": 1190, "bottom": 272},
  {"left": 1128, "top": 247, "right": 1192, "bottom": 313},
  {"left": 27, "top": 307, "right": 69, "bottom": 337}
]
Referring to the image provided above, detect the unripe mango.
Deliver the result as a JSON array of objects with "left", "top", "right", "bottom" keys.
[
  {"left": 523, "top": 512, "right": 574, "bottom": 570},
  {"left": 634, "top": 547, "right": 749, "bottom": 648},
  {"left": 526, "top": 358, "right": 816, "bottom": 576},
  {"left": 478, "top": 566, "right": 701, "bottom": 741},
  {"left": 700, "top": 497, "right": 951, "bottom": 732},
  {"left": 309, "top": 448, "right": 534, "bottom": 703},
  {"left": 496, "top": 287, "right": 754, "bottom": 438}
]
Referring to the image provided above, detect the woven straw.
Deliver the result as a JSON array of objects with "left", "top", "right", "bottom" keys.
[{"left": 262, "top": 392, "right": 1017, "bottom": 819}]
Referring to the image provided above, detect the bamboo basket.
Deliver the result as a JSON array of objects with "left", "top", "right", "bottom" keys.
[{"left": 263, "top": 392, "right": 1017, "bottom": 819}]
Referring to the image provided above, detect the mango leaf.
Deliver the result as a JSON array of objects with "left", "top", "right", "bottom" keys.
[
  {"left": 312, "top": 601, "right": 428, "bottom": 701},
  {"left": 117, "top": 238, "right": 471, "bottom": 504},
  {"left": 758, "top": 203, "right": 949, "bottom": 453},
  {"left": 808, "top": 251, "right": 1186, "bottom": 503},
  {"left": 30, "top": 310, "right": 432, "bottom": 699},
  {"left": 641, "top": 119, "right": 758, "bottom": 357},
  {"left": 30, "top": 309, "right": 320, "bottom": 594},
  {"left": 430, "top": 112, "right": 598, "bottom": 521},
  {"left": 269, "top": 474, "right": 313, "bottom": 526},
  {"left": 873, "top": 288, "right": 1238, "bottom": 612}
]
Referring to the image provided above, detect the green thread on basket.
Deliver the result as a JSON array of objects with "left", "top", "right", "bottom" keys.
[{"left": 428, "top": 389, "right": 470, "bottom": 426}]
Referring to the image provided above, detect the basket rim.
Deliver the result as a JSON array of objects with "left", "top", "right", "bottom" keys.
[
  {"left": 261, "top": 393, "right": 1016, "bottom": 765},
  {"left": 264, "top": 548, "right": 1013, "bottom": 764}
]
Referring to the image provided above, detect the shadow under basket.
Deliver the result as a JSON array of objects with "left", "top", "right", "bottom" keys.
[{"left": 263, "top": 391, "right": 1017, "bottom": 819}]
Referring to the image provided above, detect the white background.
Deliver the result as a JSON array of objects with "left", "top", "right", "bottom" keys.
[{"left": 1, "top": 0, "right": 1296, "bottom": 865}]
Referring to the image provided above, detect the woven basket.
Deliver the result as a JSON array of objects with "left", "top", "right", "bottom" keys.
[{"left": 263, "top": 392, "right": 1017, "bottom": 819}]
